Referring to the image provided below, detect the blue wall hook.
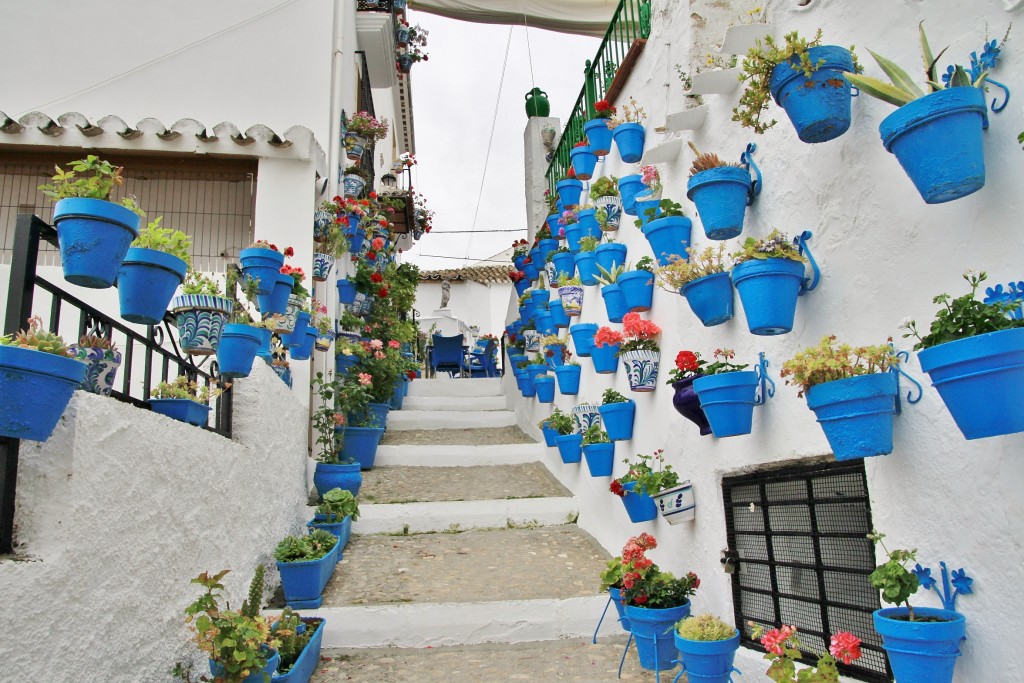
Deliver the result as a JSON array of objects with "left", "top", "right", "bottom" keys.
[
  {"left": 986, "top": 78, "right": 1011, "bottom": 113},
  {"left": 754, "top": 351, "right": 776, "bottom": 406},
  {"left": 890, "top": 347, "right": 923, "bottom": 415},
  {"left": 983, "top": 279, "right": 1024, "bottom": 320},
  {"left": 912, "top": 561, "right": 974, "bottom": 613},
  {"left": 793, "top": 231, "right": 820, "bottom": 295},
  {"left": 740, "top": 142, "right": 762, "bottom": 205}
]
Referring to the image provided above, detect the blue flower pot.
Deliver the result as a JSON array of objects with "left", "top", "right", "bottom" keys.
[
  {"left": 541, "top": 424, "right": 558, "bottom": 447},
  {"left": 612, "top": 122, "right": 646, "bottom": 163},
  {"left": 337, "top": 278, "right": 357, "bottom": 304},
  {"left": 583, "top": 442, "right": 614, "bottom": 476},
  {"left": 116, "top": 247, "right": 188, "bottom": 325},
  {"left": 309, "top": 514, "right": 352, "bottom": 560},
  {"left": 625, "top": 602, "right": 692, "bottom": 671},
  {"left": 584, "top": 117, "right": 614, "bottom": 156},
  {"left": 148, "top": 398, "right": 211, "bottom": 426},
  {"left": 520, "top": 373, "right": 536, "bottom": 398},
  {"left": 618, "top": 174, "right": 645, "bottom": 215},
  {"left": 277, "top": 538, "right": 339, "bottom": 608},
  {"left": 577, "top": 209, "right": 601, "bottom": 240},
  {"left": 535, "top": 310, "right": 555, "bottom": 336},
  {"left": 682, "top": 272, "right": 734, "bottom": 327},
  {"left": 258, "top": 273, "right": 295, "bottom": 317},
  {"left": 551, "top": 251, "right": 576, "bottom": 281},
  {"left": 530, "top": 288, "right": 550, "bottom": 308},
  {"left": 806, "top": 373, "right": 898, "bottom": 460},
  {"left": 634, "top": 198, "right": 662, "bottom": 227},
  {"left": 342, "top": 174, "right": 366, "bottom": 199},
  {"left": 289, "top": 328, "right": 317, "bottom": 361},
  {"left": 549, "top": 300, "right": 570, "bottom": 329},
  {"left": 216, "top": 323, "right": 263, "bottom": 379},
  {"left": 553, "top": 364, "right": 581, "bottom": 395},
  {"left": 513, "top": 254, "right": 526, "bottom": 271},
  {"left": 643, "top": 216, "right": 692, "bottom": 267},
  {"left": 620, "top": 481, "right": 658, "bottom": 522},
  {"left": 366, "top": 402, "right": 391, "bottom": 429},
  {"left": 526, "top": 363, "right": 548, "bottom": 382},
  {"left": 731, "top": 257, "right": 806, "bottom": 335},
  {"left": 569, "top": 323, "right": 597, "bottom": 357},
  {"left": 337, "top": 425, "right": 385, "bottom": 470},
  {"left": 522, "top": 259, "right": 540, "bottom": 281},
  {"left": 271, "top": 618, "right": 324, "bottom": 683},
  {"left": 349, "top": 229, "right": 365, "bottom": 255},
  {"left": 335, "top": 352, "right": 359, "bottom": 376},
  {"left": 874, "top": 607, "right": 966, "bottom": 683},
  {"left": 674, "top": 629, "right": 741, "bottom": 683},
  {"left": 239, "top": 246, "right": 286, "bottom": 295},
  {"left": 256, "top": 327, "right": 273, "bottom": 360},
  {"left": 0, "top": 346, "right": 87, "bottom": 442},
  {"left": 599, "top": 400, "right": 635, "bottom": 441},
  {"left": 687, "top": 166, "right": 754, "bottom": 240},
  {"left": 513, "top": 278, "right": 530, "bottom": 297},
  {"left": 591, "top": 342, "right": 620, "bottom": 374},
  {"left": 555, "top": 433, "right": 583, "bottom": 463},
  {"left": 313, "top": 461, "right": 362, "bottom": 498},
  {"left": 53, "top": 197, "right": 141, "bottom": 289},
  {"left": 563, "top": 224, "right": 583, "bottom": 253},
  {"left": 283, "top": 312, "right": 312, "bottom": 348},
  {"left": 595, "top": 243, "right": 628, "bottom": 276},
  {"left": 556, "top": 179, "right": 584, "bottom": 208},
  {"left": 769, "top": 45, "right": 854, "bottom": 143},
  {"left": 390, "top": 379, "right": 406, "bottom": 410},
  {"left": 538, "top": 238, "right": 559, "bottom": 264},
  {"left": 693, "top": 371, "right": 759, "bottom": 438},
  {"left": 545, "top": 344, "right": 566, "bottom": 367},
  {"left": 570, "top": 145, "right": 598, "bottom": 180},
  {"left": 617, "top": 270, "right": 655, "bottom": 312},
  {"left": 601, "top": 284, "right": 628, "bottom": 323},
  {"left": 211, "top": 650, "right": 279, "bottom": 683},
  {"left": 609, "top": 586, "right": 630, "bottom": 631},
  {"left": 917, "top": 327, "right": 1024, "bottom": 439},
  {"left": 576, "top": 251, "right": 599, "bottom": 286},
  {"left": 880, "top": 87, "right": 988, "bottom": 204},
  {"left": 534, "top": 375, "right": 555, "bottom": 403}
]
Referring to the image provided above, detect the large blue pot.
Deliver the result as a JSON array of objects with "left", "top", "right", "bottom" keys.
[
  {"left": 620, "top": 481, "right": 657, "bottom": 522},
  {"left": 693, "top": 371, "right": 759, "bottom": 438},
  {"left": 806, "top": 373, "right": 897, "bottom": 459},
  {"left": 335, "top": 352, "right": 359, "bottom": 377},
  {"left": 239, "top": 246, "right": 286, "bottom": 295},
  {"left": 216, "top": 323, "right": 263, "bottom": 379},
  {"left": 770, "top": 45, "right": 854, "bottom": 143},
  {"left": 612, "top": 122, "right": 646, "bottom": 163},
  {"left": 534, "top": 375, "right": 555, "bottom": 403},
  {"left": 569, "top": 323, "right": 597, "bottom": 357},
  {"left": 148, "top": 398, "right": 211, "bottom": 426},
  {"left": 367, "top": 402, "right": 391, "bottom": 429},
  {"left": 618, "top": 270, "right": 654, "bottom": 312},
  {"left": 289, "top": 328, "right": 316, "bottom": 360},
  {"left": 583, "top": 442, "right": 614, "bottom": 476},
  {"left": 541, "top": 424, "right": 558, "bottom": 447},
  {"left": 0, "top": 345, "right": 87, "bottom": 442},
  {"left": 608, "top": 586, "right": 630, "bottom": 631},
  {"left": 556, "top": 179, "right": 584, "bottom": 208},
  {"left": 116, "top": 247, "right": 188, "bottom": 325},
  {"left": 337, "top": 425, "right": 385, "bottom": 470},
  {"left": 674, "top": 629, "right": 741, "bottom": 683},
  {"left": 337, "top": 278, "right": 357, "bottom": 304},
  {"left": 563, "top": 223, "right": 583, "bottom": 253},
  {"left": 585, "top": 118, "right": 614, "bottom": 156},
  {"left": 644, "top": 216, "right": 692, "bottom": 267},
  {"left": 601, "top": 284, "right": 628, "bottom": 323},
  {"left": 625, "top": 602, "right": 692, "bottom": 671},
  {"left": 570, "top": 145, "right": 598, "bottom": 180},
  {"left": 576, "top": 251, "right": 599, "bottom": 286},
  {"left": 271, "top": 618, "right": 325, "bottom": 683},
  {"left": 874, "top": 607, "right": 966, "bottom": 683},
  {"left": 555, "top": 433, "right": 583, "bottom": 463},
  {"left": 537, "top": 238, "right": 559, "bottom": 264},
  {"left": 549, "top": 300, "right": 570, "bottom": 329},
  {"left": 313, "top": 461, "right": 362, "bottom": 498},
  {"left": 591, "top": 342, "right": 620, "bottom": 374},
  {"left": 731, "top": 257, "right": 806, "bottom": 335},
  {"left": 682, "top": 272, "right": 734, "bottom": 327},
  {"left": 535, "top": 310, "right": 556, "bottom": 335},
  {"left": 618, "top": 175, "right": 645, "bottom": 215},
  {"left": 880, "top": 87, "right": 988, "bottom": 204},
  {"left": 258, "top": 273, "right": 295, "bottom": 316},
  {"left": 577, "top": 209, "right": 601, "bottom": 240},
  {"left": 53, "top": 197, "right": 141, "bottom": 289},
  {"left": 211, "top": 650, "right": 279, "bottom": 683},
  {"left": 277, "top": 538, "right": 339, "bottom": 608},
  {"left": 554, "top": 364, "right": 581, "bottom": 395},
  {"left": 551, "top": 251, "right": 576, "bottom": 281},
  {"left": 599, "top": 400, "right": 635, "bottom": 441},
  {"left": 309, "top": 514, "right": 352, "bottom": 561},
  {"left": 546, "top": 214, "right": 561, "bottom": 235},
  {"left": 917, "top": 327, "right": 1024, "bottom": 439},
  {"left": 687, "top": 166, "right": 753, "bottom": 240},
  {"left": 595, "top": 243, "right": 628, "bottom": 276}
]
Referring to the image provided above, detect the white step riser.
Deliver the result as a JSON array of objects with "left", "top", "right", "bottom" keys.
[
  {"left": 267, "top": 595, "right": 618, "bottom": 649},
  {"left": 388, "top": 410, "right": 516, "bottom": 430},
  {"left": 354, "top": 498, "right": 578, "bottom": 534},
  {"left": 375, "top": 443, "right": 544, "bottom": 467},
  {"left": 402, "top": 396, "right": 507, "bottom": 412},
  {"left": 407, "top": 378, "right": 502, "bottom": 398}
]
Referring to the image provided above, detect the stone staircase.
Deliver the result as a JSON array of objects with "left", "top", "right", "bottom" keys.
[{"left": 304, "top": 377, "right": 645, "bottom": 681}]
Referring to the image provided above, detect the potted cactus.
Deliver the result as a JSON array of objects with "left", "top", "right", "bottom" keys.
[{"left": 674, "top": 614, "right": 741, "bottom": 683}]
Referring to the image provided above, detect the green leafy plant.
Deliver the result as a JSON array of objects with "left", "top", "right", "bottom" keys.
[
  {"left": 0, "top": 316, "right": 71, "bottom": 356},
  {"left": 635, "top": 256, "right": 655, "bottom": 273},
  {"left": 317, "top": 487, "right": 360, "bottom": 522},
  {"left": 634, "top": 199, "right": 685, "bottom": 229},
  {"left": 656, "top": 244, "right": 729, "bottom": 291},
  {"left": 581, "top": 424, "right": 610, "bottom": 445},
  {"left": 311, "top": 371, "right": 345, "bottom": 462},
  {"left": 602, "top": 388, "right": 629, "bottom": 405},
  {"left": 557, "top": 274, "right": 582, "bottom": 287},
  {"left": 181, "top": 270, "right": 223, "bottom": 296},
  {"left": 732, "top": 229, "right": 808, "bottom": 265},
  {"left": 902, "top": 271, "right": 1024, "bottom": 350},
  {"left": 676, "top": 613, "right": 736, "bottom": 641},
  {"left": 867, "top": 530, "right": 923, "bottom": 620},
  {"left": 271, "top": 609, "right": 318, "bottom": 675},
  {"left": 37, "top": 155, "right": 144, "bottom": 215},
  {"left": 612, "top": 449, "right": 680, "bottom": 496},
  {"left": 781, "top": 336, "right": 898, "bottom": 398},
  {"left": 547, "top": 406, "right": 575, "bottom": 435},
  {"left": 589, "top": 176, "right": 619, "bottom": 199},
  {"left": 615, "top": 533, "right": 699, "bottom": 609},
  {"left": 274, "top": 528, "right": 338, "bottom": 563},
  {"left": 751, "top": 623, "right": 863, "bottom": 682},
  {"left": 132, "top": 216, "right": 192, "bottom": 265},
  {"left": 578, "top": 235, "right": 599, "bottom": 252},
  {"left": 150, "top": 375, "right": 230, "bottom": 404}
]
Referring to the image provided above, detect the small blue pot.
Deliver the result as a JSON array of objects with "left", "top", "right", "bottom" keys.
[
  {"left": 53, "top": 197, "right": 141, "bottom": 289},
  {"left": 617, "top": 270, "right": 654, "bottom": 312},
  {"left": 335, "top": 352, "right": 359, "bottom": 376},
  {"left": 349, "top": 229, "right": 365, "bottom": 255},
  {"left": 599, "top": 400, "right": 635, "bottom": 441},
  {"left": 620, "top": 481, "right": 658, "bottom": 523},
  {"left": 545, "top": 343, "right": 566, "bottom": 367},
  {"left": 806, "top": 373, "right": 897, "bottom": 460},
  {"left": 534, "top": 375, "right": 555, "bottom": 403},
  {"left": 731, "top": 257, "right": 806, "bottom": 335},
  {"left": 116, "top": 247, "right": 188, "bottom": 325},
  {"left": 258, "top": 273, "right": 295, "bottom": 317},
  {"left": 626, "top": 602, "right": 692, "bottom": 671},
  {"left": 556, "top": 179, "right": 584, "bottom": 208},
  {"left": 535, "top": 310, "right": 555, "bottom": 336},
  {"left": 584, "top": 118, "right": 614, "bottom": 155},
  {"left": 576, "top": 251, "right": 599, "bottom": 286},
  {"left": 546, "top": 213, "right": 560, "bottom": 235},
  {"left": 601, "top": 284, "right": 628, "bottom": 323},
  {"left": 674, "top": 629, "right": 740, "bottom": 683},
  {"left": 612, "top": 122, "right": 646, "bottom": 163},
  {"left": 336, "top": 425, "right": 385, "bottom": 470},
  {"left": 874, "top": 607, "right": 966, "bottom": 683},
  {"left": 555, "top": 433, "right": 583, "bottom": 463},
  {"left": 283, "top": 312, "right": 312, "bottom": 348},
  {"left": 277, "top": 539, "right": 339, "bottom": 608},
  {"left": 239, "top": 246, "right": 285, "bottom": 295},
  {"left": 522, "top": 259, "right": 540, "bottom": 281},
  {"left": 289, "top": 328, "right": 317, "bottom": 361},
  {"left": 0, "top": 346, "right": 87, "bottom": 442},
  {"left": 569, "top": 323, "right": 597, "bottom": 357},
  {"left": 563, "top": 223, "right": 583, "bottom": 253},
  {"left": 549, "top": 300, "right": 570, "bottom": 329},
  {"left": 257, "top": 327, "right": 273, "bottom": 360},
  {"left": 538, "top": 238, "right": 559, "bottom": 264},
  {"left": 313, "top": 461, "right": 362, "bottom": 498},
  {"left": 551, "top": 251, "right": 576, "bottom": 281},
  {"left": 337, "top": 278, "right": 357, "bottom": 304},
  {"left": 216, "top": 323, "right": 263, "bottom": 379},
  {"left": 367, "top": 402, "right": 391, "bottom": 429},
  {"left": 148, "top": 398, "right": 211, "bottom": 426},
  {"left": 769, "top": 45, "right": 854, "bottom": 143},
  {"left": 520, "top": 373, "right": 536, "bottom": 398},
  {"left": 526, "top": 363, "right": 548, "bottom": 382},
  {"left": 570, "top": 145, "right": 598, "bottom": 180},
  {"left": 541, "top": 424, "right": 558, "bottom": 447},
  {"left": 577, "top": 209, "right": 601, "bottom": 240},
  {"left": 693, "top": 371, "right": 759, "bottom": 438},
  {"left": 618, "top": 174, "right": 645, "bottom": 215},
  {"left": 530, "top": 288, "right": 550, "bottom": 309},
  {"left": 595, "top": 243, "right": 627, "bottom": 275},
  {"left": 513, "top": 278, "right": 530, "bottom": 297},
  {"left": 687, "top": 166, "right": 754, "bottom": 240},
  {"left": 513, "top": 254, "right": 526, "bottom": 271},
  {"left": 634, "top": 198, "right": 662, "bottom": 227},
  {"left": 591, "top": 342, "right": 620, "bottom": 374},
  {"left": 553, "top": 364, "right": 581, "bottom": 395},
  {"left": 583, "top": 442, "right": 614, "bottom": 476},
  {"left": 643, "top": 216, "right": 692, "bottom": 267},
  {"left": 682, "top": 272, "right": 734, "bottom": 327}
]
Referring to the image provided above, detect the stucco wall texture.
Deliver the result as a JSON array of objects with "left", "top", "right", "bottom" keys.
[
  {"left": 0, "top": 362, "right": 310, "bottom": 681},
  {"left": 512, "top": 0, "right": 1024, "bottom": 681}
]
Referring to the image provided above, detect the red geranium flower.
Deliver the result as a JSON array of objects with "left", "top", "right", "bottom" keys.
[
  {"left": 609, "top": 480, "right": 625, "bottom": 497},
  {"left": 283, "top": 246, "right": 294, "bottom": 257},
  {"left": 377, "top": 287, "right": 389, "bottom": 298},
  {"left": 367, "top": 250, "right": 377, "bottom": 259},
  {"left": 371, "top": 272, "right": 383, "bottom": 283},
  {"left": 369, "top": 191, "right": 377, "bottom": 199},
  {"left": 676, "top": 350, "right": 699, "bottom": 372}
]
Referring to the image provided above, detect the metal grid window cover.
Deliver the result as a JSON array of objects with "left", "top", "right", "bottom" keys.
[{"left": 722, "top": 460, "right": 891, "bottom": 681}]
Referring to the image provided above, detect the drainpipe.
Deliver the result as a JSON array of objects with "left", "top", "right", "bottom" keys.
[{"left": 328, "top": 0, "right": 346, "bottom": 199}]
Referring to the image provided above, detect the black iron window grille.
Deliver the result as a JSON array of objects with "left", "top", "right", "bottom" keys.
[{"left": 722, "top": 460, "right": 891, "bottom": 681}]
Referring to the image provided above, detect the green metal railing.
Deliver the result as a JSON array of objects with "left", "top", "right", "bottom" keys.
[{"left": 543, "top": 0, "right": 652, "bottom": 195}]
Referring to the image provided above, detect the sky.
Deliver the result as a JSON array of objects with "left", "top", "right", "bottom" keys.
[{"left": 399, "top": 10, "right": 601, "bottom": 271}]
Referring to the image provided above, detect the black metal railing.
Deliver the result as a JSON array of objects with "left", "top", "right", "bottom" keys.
[{"left": 355, "top": 51, "right": 377, "bottom": 190}]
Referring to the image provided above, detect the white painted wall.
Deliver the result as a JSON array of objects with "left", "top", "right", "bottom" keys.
[
  {"left": 510, "top": 1, "right": 1024, "bottom": 681},
  {"left": 0, "top": 362, "right": 310, "bottom": 682},
  {"left": 415, "top": 279, "right": 513, "bottom": 339}
]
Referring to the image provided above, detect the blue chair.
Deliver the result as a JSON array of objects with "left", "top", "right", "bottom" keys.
[
  {"left": 430, "top": 334, "right": 467, "bottom": 378},
  {"left": 467, "top": 339, "right": 498, "bottom": 378}
]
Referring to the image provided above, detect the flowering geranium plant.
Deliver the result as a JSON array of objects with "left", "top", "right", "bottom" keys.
[
  {"left": 508, "top": 270, "right": 526, "bottom": 283},
  {"left": 593, "top": 326, "right": 624, "bottom": 348},
  {"left": 617, "top": 312, "right": 661, "bottom": 354},
  {"left": 593, "top": 99, "right": 616, "bottom": 119},
  {"left": 512, "top": 239, "right": 530, "bottom": 259},
  {"left": 280, "top": 264, "right": 309, "bottom": 298},
  {"left": 751, "top": 622, "right": 862, "bottom": 683},
  {"left": 346, "top": 111, "right": 390, "bottom": 141},
  {"left": 638, "top": 165, "right": 663, "bottom": 198},
  {"left": 611, "top": 449, "right": 680, "bottom": 498},
  {"left": 665, "top": 350, "right": 704, "bottom": 384},
  {"left": 615, "top": 534, "right": 700, "bottom": 609},
  {"left": 557, "top": 210, "right": 579, "bottom": 227}
]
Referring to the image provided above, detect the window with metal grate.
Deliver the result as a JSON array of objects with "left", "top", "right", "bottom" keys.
[{"left": 722, "top": 460, "right": 891, "bottom": 681}]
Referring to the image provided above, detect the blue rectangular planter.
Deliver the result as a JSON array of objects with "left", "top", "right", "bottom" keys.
[
  {"left": 272, "top": 618, "right": 325, "bottom": 683},
  {"left": 276, "top": 538, "right": 340, "bottom": 609},
  {"left": 308, "top": 514, "right": 352, "bottom": 563}
]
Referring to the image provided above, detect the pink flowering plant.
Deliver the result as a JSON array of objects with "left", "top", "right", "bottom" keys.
[
  {"left": 593, "top": 326, "right": 624, "bottom": 348},
  {"left": 346, "top": 111, "right": 390, "bottom": 141},
  {"left": 617, "top": 312, "right": 661, "bottom": 355},
  {"left": 751, "top": 622, "right": 863, "bottom": 683},
  {"left": 638, "top": 165, "right": 663, "bottom": 197},
  {"left": 557, "top": 209, "right": 579, "bottom": 227},
  {"left": 614, "top": 533, "right": 700, "bottom": 609}
]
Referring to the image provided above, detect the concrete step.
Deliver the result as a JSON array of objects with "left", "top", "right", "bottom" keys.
[
  {"left": 354, "top": 497, "right": 578, "bottom": 534},
  {"left": 408, "top": 377, "right": 502, "bottom": 398},
  {"left": 380, "top": 426, "right": 536, "bottom": 448},
  {"left": 402, "top": 395, "right": 507, "bottom": 411},
  {"left": 358, "top": 463, "right": 570, "bottom": 504},
  {"left": 375, "top": 442, "right": 544, "bottom": 467},
  {"left": 387, "top": 409, "right": 516, "bottom": 431}
]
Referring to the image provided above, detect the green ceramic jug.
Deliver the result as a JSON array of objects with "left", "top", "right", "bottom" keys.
[{"left": 525, "top": 88, "right": 550, "bottom": 118}]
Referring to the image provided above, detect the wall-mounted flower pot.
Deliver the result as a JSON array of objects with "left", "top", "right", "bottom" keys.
[
  {"left": 559, "top": 284, "right": 584, "bottom": 316},
  {"left": 591, "top": 342, "right": 620, "bottom": 373},
  {"left": 624, "top": 602, "right": 692, "bottom": 671},
  {"left": 556, "top": 179, "right": 584, "bottom": 208},
  {"left": 115, "top": 248, "right": 188, "bottom": 325},
  {"left": 275, "top": 294, "right": 304, "bottom": 334},
  {"left": 577, "top": 209, "right": 601, "bottom": 240},
  {"left": 289, "top": 328, "right": 317, "bottom": 361},
  {"left": 673, "top": 628, "right": 741, "bottom": 683},
  {"left": 806, "top": 372, "right": 898, "bottom": 459},
  {"left": 554, "top": 364, "right": 581, "bottom": 395},
  {"left": 618, "top": 270, "right": 655, "bottom": 312},
  {"left": 693, "top": 371, "right": 759, "bottom": 438},
  {"left": 643, "top": 216, "right": 692, "bottom": 267},
  {"left": 541, "top": 424, "right": 558, "bottom": 447},
  {"left": 634, "top": 197, "right": 663, "bottom": 228},
  {"left": 513, "top": 277, "right": 530, "bottom": 297},
  {"left": 551, "top": 251, "right": 576, "bottom": 281},
  {"left": 570, "top": 145, "right": 598, "bottom": 181},
  {"left": 917, "top": 327, "right": 1024, "bottom": 439},
  {"left": 621, "top": 350, "right": 661, "bottom": 392},
  {"left": 0, "top": 345, "right": 86, "bottom": 442},
  {"left": 665, "top": 105, "right": 708, "bottom": 132},
  {"left": 620, "top": 481, "right": 657, "bottom": 523},
  {"left": 681, "top": 272, "right": 734, "bottom": 327},
  {"left": 240, "top": 246, "right": 285, "bottom": 295},
  {"left": 584, "top": 118, "right": 614, "bottom": 155},
  {"left": 687, "top": 166, "right": 757, "bottom": 240},
  {"left": 601, "top": 284, "right": 628, "bottom": 323},
  {"left": 277, "top": 537, "right": 340, "bottom": 609},
  {"left": 537, "top": 238, "right": 559, "bottom": 264},
  {"left": 534, "top": 375, "right": 555, "bottom": 403},
  {"left": 216, "top": 323, "right": 263, "bottom": 379},
  {"left": 575, "top": 252, "right": 599, "bottom": 285},
  {"left": 546, "top": 213, "right": 560, "bottom": 235},
  {"left": 284, "top": 311, "right": 312, "bottom": 348},
  {"left": 314, "top": 330, "right": 334, "bottom": 352},
  {"left": 599, "top": 400, "right": 635, "bottom": 440},
  {"left": 654, "top": 481, "right": 695, "bottom": 525},
  {"left": 548, "top": 300, "right": 570, "bottom": 329},
  {"left": 337, "top": 425, "right": 385, "bottom": 470},
  {"left": 873, "top": 607, "right": 966, "bottom": 683},
  {"left": 880, "top": 87, "right": 988, "bottom": 204},
  {"left": 592, "top": 195, "right": 622, "bottom": 231},
  {"left": 348, "top": 228, "right": 365, "bottom": 255},
  {"left": 69, "top": 344, "right": 121, "bottom": 396},
  {"left": 564, "top": 224, "right": 583, "bottom": 253},
  {"left": 690, "top": 68, "right": 741, "bottom": 95},
  {"left": 172, "top": 295, "right": 234, "bottom": 355},
  {"left": 569, "top": 323, "right": 597, "bottom": 357},
  {"left": 534, "top": 309, "right": 555, "bottom": 335},
  {"left": 544, "top": 344, "right": 565, "bottom": 368},
  {"left": 595, "top": 243, "right": 628, "bottom": 276},
  {"left": 572, "top": 403, "right": 602, "bottom": 432},
  {"left": 313, "top": 252, "right": 335, "bottom": 282},
  {"left": 523, "top": 329, "right": 541, "bottom": 353},
  {"left": 555, "top": 432, "right": 583, "bottom": 463},
  {"left": 672, "top": 377, "right": 713, "bottom": 436},
  {"left": 149, "top": 398, "right": 211, "bottom": 426},
  {"left": 769, "top": 45, "right": 855, "bottom": 143},
  {"left": 335, "top": 352, "right": 359, "bottom": 377},
  {"left": 583, "top": 442, "right": 614, "bottom": 476},
  {"left": 256, "top": 327, "right": 273, "bottom": 361},
  {"left": 731, "top": 257, "right": 806, "bottom": 335},
  {"left": 258, "top": 273, "right": 295, "bottom": 317},
  {"left": 342, "top": 173, "right": 366, "bottom": 199},
  {"left": 520, "top": 373, "right": 536, "bottom": 398},
  {"left": 346, "top": 134, "right": 368, "bottom": 161},
  {"left": 53, "top": 197, "right": 141, "bottom": 289},
  {"left": 612, "top": 123, "right": 646, "bottom": 163},
  {"left": 618, "top": 174, "right": 645, "bottom": 216},
  {"left": 522, "top": 259, "right": 540, "bottom": 281}
]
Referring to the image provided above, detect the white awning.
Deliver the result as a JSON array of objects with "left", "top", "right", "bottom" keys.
[{"left": 408, "top": 0, "right": 619, "bottom": 37}]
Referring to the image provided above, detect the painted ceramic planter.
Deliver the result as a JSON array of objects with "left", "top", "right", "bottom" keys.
[
  {"left": 620, "top": 349, "right": 660, "bottom": 392},
  {"left": 172, "top": 295, "right": 234, "bottom": 355},
  {"left": 653, "top": 481, "right": 695, "bottom": 524},
  {"left": 559, "top": 284, "right": 584, "bottom": 316},
  {"left": 313, "top": 252, "right": 335, "bottom": 282},
  {"left": 572, "top": 403, "right": 602, "bottom": 433},
  {"left": 346, "top": 134, "right": 368, "bottom": 160},
  {"left": 69, "top": 344, "right": 122, "bottom": 396},
  {"left": 313, "top": 209, "right": 334, "bottom": 242},
  {"left": 53, "top": 197, "right": 141, "bottom": 289},
  {"left": 592, "top": 195, "right": 622, "bottom": 231},
  {"left": 342, "top": 173, "right": 366, "bottom": 199}
]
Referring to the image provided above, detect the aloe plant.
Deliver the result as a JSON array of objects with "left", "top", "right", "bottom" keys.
[{"left": 595, "top": 263, "right": 627, "bottom": 285}]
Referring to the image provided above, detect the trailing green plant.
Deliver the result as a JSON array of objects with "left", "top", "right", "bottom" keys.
[
  {"left": 589, "top": 176, "right": 619, "bottom": 199},
  {"left": 316, "top": 223, "right": 350, "bottom": 259},
  {"left": 273, "top": 529, "right": 338, "bottom": 563},
  {"left": 602, "top": 388, "right": 629, "bottom": 405},
  {"left": 181, "top": 270, "right": 223, "bottom": 296},
  {"left": 240, "top": 564, "right": 265, "bottom": 619},
  {"left": 317, "top": 487, "right": 360, "bottom": 522},
  {"left": 547, "top": 406, "right": 575, "bottom": 435},
  {"left": 866, "top": 530, "right": 923, "bottom": 619},
  {"left": 581, "top": 424, "right": 610, "bottom": 445},
  {"left": 271, "top": 608, "right": 318, "bottom": 675},
  {"left": 0, "top": 316, "right": 71, "bottom": 356},
  {"left": 634, "top": 199, "right": 686, "bottom": 229},
  {"left": 656, "top": 244, "right": 729, "bottom": 291},
  {"left": 732, "top": 229, "right": 808, "bottom": 265},
  {"left": 131, "top": 216, "right": 192, "bottom": 265},
  {"left": 635, "top": 256, "right": 655, "bottom": 273},
  {"left": 781, "top": 335, "right": 898, "bottom": 397},
  {"left": 676, "top": 613, "right": 736, "bottom": 641},
  {"left": 37, "top": 155, "right": 144, "bottom": 215},
  {"left": 901, "top": 271, "right": 1024, "bottom": 351},
  {"left": 343, "top": 164, "right": 371, "bottom": 181}
]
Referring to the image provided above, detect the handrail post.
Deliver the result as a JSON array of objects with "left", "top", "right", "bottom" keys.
[{"left": 584, "top": 59, "right": 597, "bottom": 119}]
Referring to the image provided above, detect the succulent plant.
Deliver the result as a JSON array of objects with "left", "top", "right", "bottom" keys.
[
  {"left": 677, "top": 613, "right": 736, "bottom": 641},
  {"left": 0, "top": 316, "right": 72, "bottom": 356},
  {"left": 78, "top": 334, "right": 118, "bottom": 352}
]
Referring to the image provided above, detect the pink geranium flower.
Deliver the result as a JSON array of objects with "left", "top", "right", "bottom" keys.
[
  {"left": 358, "top": 373, "right": 372, "bottom": 386},
  {"left": 369, "top": 339, "right": 384, "bottom": 349},
  {"left": 388, "top": 340, "right": 401, "bottom": 349},
  {"left": 829, "top": 631, "right": 862, "bottom": 665},
  {"left": 593, "top": 326, "right": 624, "bottom": 348}
]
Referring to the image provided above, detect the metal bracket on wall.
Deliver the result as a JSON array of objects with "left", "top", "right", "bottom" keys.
[
  {"left": 795, "top": 230, "right": 820, "bottom": 295},
  {"left": 741, "top": 142, "right": 762, "bottom": 204},
  {"left": 754, "top": 351, "right": 776, "bottom": 406}
]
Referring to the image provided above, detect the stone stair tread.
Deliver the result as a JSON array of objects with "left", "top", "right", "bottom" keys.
[
  {"left": 380, "top": 426, "right": 535, "bottom": 446},
  {"left": 322, "top": 525, "right": 609, "bottom": 607},
  {"left": 312, "top": 637, "right": 653, "bottom": 682},
  {"left": 407, "top": 378, "right": 502, "bottom": 398},
  {"left": 353, "top": 498, "right": 579, "bottom": 535},
  {"left": 402, "top": 395, "right": 507, "bottom": 411},
  {"left": 359, "top": 463, "right": 570, "bottom": 504},
  {"left": 375, "top": 442, "right": 544, "bottom": 467},
  {"left": 387, "top": 409, "right": 516, "bottom": 430}
]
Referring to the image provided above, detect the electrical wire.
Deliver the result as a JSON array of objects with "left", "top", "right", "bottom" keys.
[
  {"left": 411, "top": 254, "right": 513, "bottom": 264},
  {"left": 520, "top": 0, "right": 536, "bottom": 90}
]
